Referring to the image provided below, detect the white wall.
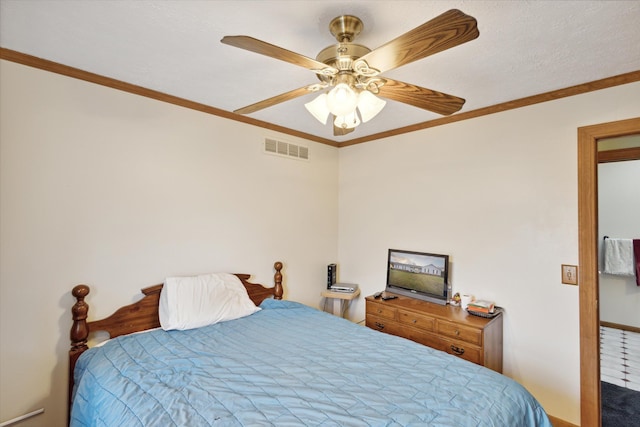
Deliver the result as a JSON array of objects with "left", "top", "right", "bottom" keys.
[
  {"left": 0, "top": 60, "right": 338, "bottom": 426},
  {"left": 598, "top": 160, "right": 640, "bottom": 327},
  {"left": 337, "top": 82, "right": 640, "bottom": 424}
]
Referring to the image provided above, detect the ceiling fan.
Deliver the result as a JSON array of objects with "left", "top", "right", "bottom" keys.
[{"left": 221, "top": 9, "right": 479, "bottom": 136}]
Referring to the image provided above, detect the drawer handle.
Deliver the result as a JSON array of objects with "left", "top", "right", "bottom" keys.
[
  {"left": 450, "top": 345, "right": 465, "bottom": 355},
  {"left": 454, "top": 330, "right": 460, "bottom": 336},
  {"left": 375, "top": 322, "right": 385, "bottom": 330},
  {"left": 377, "top": 309, "right": 383, "bottom": 314},
  {"left": 412, "top": 319, "right": 417, "bottom": 323}
]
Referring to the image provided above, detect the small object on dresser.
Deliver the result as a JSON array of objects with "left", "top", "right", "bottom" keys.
[
  {"left": 467, "top": 299, "right": 495, "bottom": 313},
  {"left": 381, "top": 294, "right": 398, "bottom": 300},
  {"left": 467, "top": 306, "right": 503, "bottom": 319},
  {"left": 467, "top": 300, "right": 500, "bottom": 319},
  {"left": 450, "top": 292, "right": 461, "bottom": 306},
  {"left": 373, "top": 291, "right": 383, "bottom": 299},
  {"left": 460, "top": 294, "right": 475, "bottom": 310}
]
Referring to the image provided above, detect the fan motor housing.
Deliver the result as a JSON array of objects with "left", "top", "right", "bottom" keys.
[
  {"left": 317, "top": 43, "right": 371, "bottom": 69},
  {"left": 316, "top": 43, "right": 371, "bottom": 83}
]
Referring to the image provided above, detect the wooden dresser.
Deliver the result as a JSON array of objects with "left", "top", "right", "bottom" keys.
[{"left": 365, "top": 293, "right": 503, "bottom": 372}]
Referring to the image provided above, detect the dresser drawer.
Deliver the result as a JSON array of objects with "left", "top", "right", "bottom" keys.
[
  {"left": 366, "top": 315, "right": 405, "bottom": 337},
  {"left": 366, "top": 301, "right": 397, "bottom": 320},
  {"left": 404, "top": 329, "right": 482, "bottom": 365},
  {"left": 439, "top": 337, "right": 482, "bottom": 365},
  {"left": 437, "top": 320, "right": 482, "bottom": 346},
  {"left": 398, "top": 310, "right": 435, "bottom": 333}
]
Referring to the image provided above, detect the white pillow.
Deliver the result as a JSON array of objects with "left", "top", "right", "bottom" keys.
[{"left": 159, "top": 272, "right": 261, "bottom": 331}]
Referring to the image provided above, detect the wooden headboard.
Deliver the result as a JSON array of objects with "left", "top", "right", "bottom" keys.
[{"left": 68, "top": 261, "right": 283, "bottom": 413}]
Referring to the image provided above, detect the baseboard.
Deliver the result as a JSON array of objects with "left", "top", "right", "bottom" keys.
[{"left": 548, "top": 414, "right": 579, "bottom": 427}]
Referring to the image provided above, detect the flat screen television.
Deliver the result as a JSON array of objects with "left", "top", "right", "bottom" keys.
[{"left": 386, "top": 248, "right": 450, "bottom": 305}]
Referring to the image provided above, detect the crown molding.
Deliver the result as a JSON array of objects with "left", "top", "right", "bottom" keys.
[
  {"left": 0, "top": 48, "right": 339, "bottom": 148},
  {"left": 341, "top": 70, "right": 640, "bottom": 147},
  {"left": 2, "top": 47, "right": 639, "bottom": 148}
]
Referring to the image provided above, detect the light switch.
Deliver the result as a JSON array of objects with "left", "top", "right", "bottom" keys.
[{"left": 562, "top": 264, "right": 578, "bottom": 285}]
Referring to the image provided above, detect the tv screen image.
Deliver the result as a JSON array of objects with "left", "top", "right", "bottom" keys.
[{"left": 386, "top": 249, "right": 450, "bottom": 305}]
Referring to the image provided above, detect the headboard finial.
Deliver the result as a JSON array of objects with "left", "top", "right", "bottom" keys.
[
  {"left": 70, "top": 285, "right": 90, "bottom": 350},
  {"left": 274, "top": 261, "right": 283, "bottom": 300}
]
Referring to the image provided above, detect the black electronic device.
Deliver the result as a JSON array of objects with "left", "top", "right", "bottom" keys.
[
  {"left": 385, "top": 248, "right": 451, "bottom": 305},
  {"left": 373, "top": 291, "right": 383, "bottom": 299},
  {"left": 327, "top": 263, "right": 337, "bottom": 289}
]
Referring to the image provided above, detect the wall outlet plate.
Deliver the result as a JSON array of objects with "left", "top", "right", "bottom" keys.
[{"left": 562, "top": 264, "right": 578, "bottom": 285}]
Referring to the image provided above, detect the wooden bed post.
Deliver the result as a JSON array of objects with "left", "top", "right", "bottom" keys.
[
  {"left": 274, "top": 261, "right": 283, "bottom": 300},
  {"left": 69, "top": 284, "right": 90, "bottom": 421}
]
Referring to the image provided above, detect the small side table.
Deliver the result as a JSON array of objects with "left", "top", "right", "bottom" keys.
[{"left": 321, "top": 288, "right": 361, "bottom": 318}]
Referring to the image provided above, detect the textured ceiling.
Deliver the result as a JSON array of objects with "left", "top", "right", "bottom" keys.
[{"left": 1, "top": 0, "right": 639, "bottom": 143}]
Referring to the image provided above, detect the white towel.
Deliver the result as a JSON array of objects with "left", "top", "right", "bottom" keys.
[{"left": 603, "top": 238, "right": 635, "bottom": 276}]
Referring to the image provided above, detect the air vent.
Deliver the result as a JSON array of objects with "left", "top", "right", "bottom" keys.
[{"left": 264, "top": 138, "right": 309, "bottom": 161}]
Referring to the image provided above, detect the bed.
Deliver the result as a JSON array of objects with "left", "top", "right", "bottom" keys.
[{"left": 69, "top": 261, "right": 552, "bottom": 426}]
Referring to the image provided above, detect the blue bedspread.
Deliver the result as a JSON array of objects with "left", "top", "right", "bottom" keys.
[{"left": 71, "top": 300, "right": 552, "bottom": 426}]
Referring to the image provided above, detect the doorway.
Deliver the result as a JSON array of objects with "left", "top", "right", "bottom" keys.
[
  {"left": 578, "top": 117, "right": 640, "bottom": 427},
  {"left": 597, "top": 136, "right": 640, "bottom": 425}
]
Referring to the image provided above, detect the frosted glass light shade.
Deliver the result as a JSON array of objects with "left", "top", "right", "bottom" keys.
[
  {"left": 357, "top": 90, "right": 386, "bottom": 123},
  {"left": 304, "top": 93, "right": 330, "bottom": 125},
  {"left": 326, "top": 83, "right": 358, "bottom": 116},
  {"left": 334, "top": 111, "right": 361, "bottom": 129}
]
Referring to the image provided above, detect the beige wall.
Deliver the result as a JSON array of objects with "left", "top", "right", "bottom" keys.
[
  {"left": 0, "top": 60, "right": 339, "bottom": 426},
  {"left": 337, "top": 82, "right": 640, "bottom": 424}
]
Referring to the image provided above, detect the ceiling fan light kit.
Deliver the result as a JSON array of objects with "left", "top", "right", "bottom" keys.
[
  {"left": 304, "top": 93, "right": 330, "bottom": 125},
  {"left": 305, "top": 85, "right": 386, "bottom": 129},
  {"left": 221, "top": 9, "right": 479, "bottom": 136},
  {"left": 326, "top": 82, "right": 359, "bottom": 116},
  {"left": 334, "top": 111, "right": 361, "bottom": 130},
  {"left": 356, "top": 90, "right": 387, "bottom": 123}
]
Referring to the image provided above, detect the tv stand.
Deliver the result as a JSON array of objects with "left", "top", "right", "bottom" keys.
[{"left": 365, "top": 293, "right": 503, "bottom": 372}]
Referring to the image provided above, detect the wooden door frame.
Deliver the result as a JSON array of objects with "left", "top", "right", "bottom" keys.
[{"left": 578, "top": 117, "right": 640, "bottom": 426}]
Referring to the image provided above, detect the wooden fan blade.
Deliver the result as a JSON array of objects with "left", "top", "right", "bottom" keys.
[
  {"left": 234, "top": 85, "right": 321, "bottom": 115},
  {"left": 221, "top": 35, "right": 338, "bottom": 76},
  {"left": 357, "top": 9, "right": 478, "bottom": 74},
  {"left": 377, "top": 78, "right": 465, "bottom": 116},
  {"left": 333, "top": 123, "right": 355, "bottom": 136}
]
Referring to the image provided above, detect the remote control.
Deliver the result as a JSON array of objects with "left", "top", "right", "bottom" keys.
[
  {"left": 381, "top": 295, "right": 397, "bottom": 300},
  {"left": 373, "top": 291, "right": 383, "bottom": 299}
]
